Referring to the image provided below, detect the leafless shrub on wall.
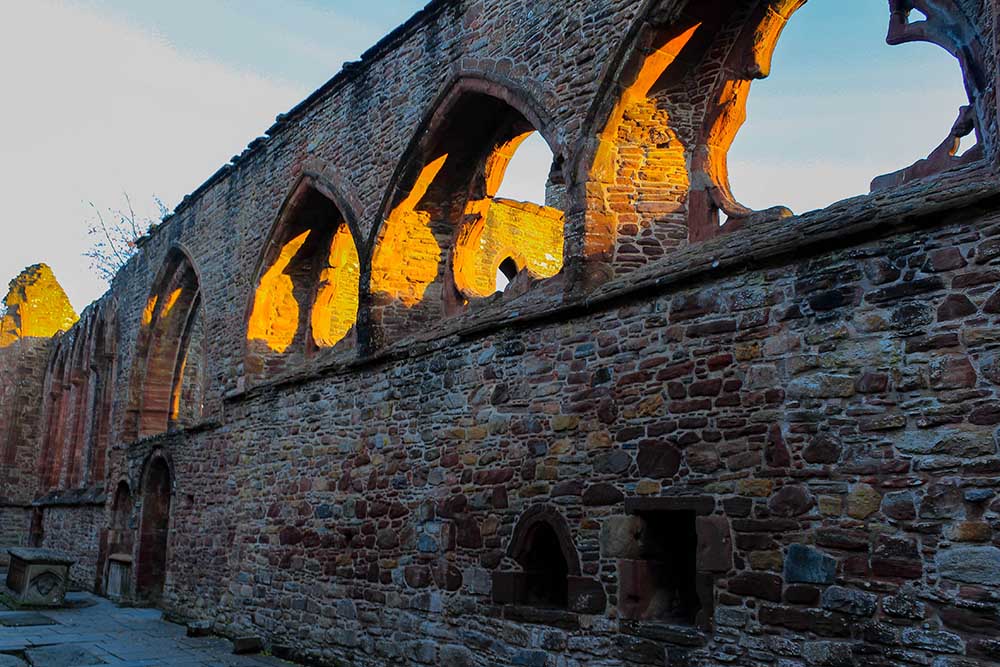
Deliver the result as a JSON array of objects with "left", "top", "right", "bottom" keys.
[{"left": 84, "top": 194, "right": 168, "bottom": 284}]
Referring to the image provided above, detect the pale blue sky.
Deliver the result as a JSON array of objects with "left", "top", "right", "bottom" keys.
[{"left": 0, "top": 1, "right": 969, "bottom": 311}]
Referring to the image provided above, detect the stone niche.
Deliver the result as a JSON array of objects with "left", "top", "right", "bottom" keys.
[{"left": 5, "top": 547, "right": 75, "bottom": 606}]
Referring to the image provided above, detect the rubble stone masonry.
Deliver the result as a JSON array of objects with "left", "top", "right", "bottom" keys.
[{"left": 2, "top": 1, "right": 1000, "bottom": 665}]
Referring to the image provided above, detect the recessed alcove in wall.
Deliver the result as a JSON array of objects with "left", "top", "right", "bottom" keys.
[
  {"left": 246, "top": 182, "right": 359, "bottom": 379},
  {"left": 728, "top": 0, "right": 978, "bottom": 214},
  {"left": 370, "top": 82, "right": 566, "bottom": 341},
  {"left": 136, "top": 455, "right": 171, "bottom": 602},
  {"left": 125, "top": 248, "right": 207, "bottom": 441}
]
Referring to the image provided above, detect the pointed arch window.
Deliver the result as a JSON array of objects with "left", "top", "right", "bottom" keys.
[
  {"left": 246, "top": 181, "right": 360, "bottom": 380},
  {"left": 371, "top": 81, "right": 566, "bottom": 342},
  {"left": 125, "top": 249, "right": 207, "bottom": 440}
]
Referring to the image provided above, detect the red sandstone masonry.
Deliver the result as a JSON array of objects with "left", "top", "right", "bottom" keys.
[{"left": 2, "top": 0, "right": 1000, "bottom": 665}]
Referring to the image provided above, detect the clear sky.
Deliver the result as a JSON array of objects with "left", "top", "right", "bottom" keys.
[{"left": 0, "top": 1, "right": 969, "bottom": 312}]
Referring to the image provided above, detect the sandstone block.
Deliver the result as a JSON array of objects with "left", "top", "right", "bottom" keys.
[
  {"left": 784, "top": 544, "right": 837, "bottom": 584},
  {"left": 936, "top": 546, "right": 1000, "bottom": 585}
]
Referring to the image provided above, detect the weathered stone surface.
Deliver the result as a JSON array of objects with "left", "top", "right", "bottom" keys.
[
  {"left": 785, "top": 544, "right": 837, "bottom": 584},
  {"left": 787, "top": 374, "right": 855, "bottom": 399},
  {"left": 232, "top": 636, "right": 264, "bottom": 655},
  {"left": 583, "top": 483, "right": 624, "bottom": 506},
  {"left": 846, "top": 483, "right": 881, "bottom": 520},
  {"left": 728, "top": 571, "right": 783, "bottom": 602},
  {"left": 1, "top": 3, "right": 998, "bottom": 666},
  {"left": 23, "top": 646, "right": 104, "bottom": 666},
  {"left": 636, "top": 441, "right": 681, "bottom": 478},
  {"left": 936, "top": 547, "right": 1000, "bottom": 585},
  {"left": 803, "top": 433, "right": 842, "bottom": 464},
  {"left": 600, "top": 515, "right": 644, "bottom": 559},
  {"left": 802, "top": 641, "right": 854, "bottom": 667},
  {"left": 901, "top": 628, "right": 964, "bottom": 654},
  {"left": 820, "top": 586, "right": 877, "bottom": 617},
  {"left": 882, "top": 491, "right": 916, "bottom": 521},
  {"left": 937, "top": 294, "right": 977, "bottom": 321},
  {"left": 768, "top": 485, "right": 815, "bottom": 517},
  {"left": 883, "top": 592, "right": 925, "bottom": 620},
  {"left": 929, "top": 356, "right": 977, "bottom": 389}
]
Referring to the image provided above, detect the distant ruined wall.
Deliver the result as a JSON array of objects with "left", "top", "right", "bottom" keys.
[
  {"left": 3, "top": 1, "right": 1000, "bottom": 666},
  {"left": 0, "top": 264, "right": 77, "bottom": 566}
]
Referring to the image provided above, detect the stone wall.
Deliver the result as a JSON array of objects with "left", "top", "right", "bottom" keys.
[
  {"left": 126, "top": 185, "right": 997, "bottom": 666},
  {"left": 0, "top": 508, "right": 30, "bottom": 568},
  {"left": 37, "top": 503, "right": 104, "bottom": 589},
  {"left": 2, "top": 0, "right": 1000, "bottom": 665}
]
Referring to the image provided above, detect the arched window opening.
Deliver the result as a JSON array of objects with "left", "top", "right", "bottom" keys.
[
  {"left": 247, "top": 184, "right": 359, "bottom": 378},
  {"left": 495, "top": 257, "right": 519, "bottom": 293},
  {"left": 126, "top": 250, "right": 207, "bottom": 441},
  {"left": 518, "top": 522, "right": 569, "bottom": 608},
  {"left": 451, "top": 129, "right": 564, "bottom": 302},
  {"left": 39, "top": 355, "right": 69, "bottom": 490},
  {"left": 492, "top": 506, "right": 591, "bottom": 613},
  {"left": 371, "top": 88, "right": 565, "bottom": 339},
  {"left": 585, "top": 0, "right": 988, "bottom": 278},
  {"left": 729, "top": 0, "right": 979, "bottom": 214},
  {"left": 136, "top": 457, "right": 171, "bottom": 602}
]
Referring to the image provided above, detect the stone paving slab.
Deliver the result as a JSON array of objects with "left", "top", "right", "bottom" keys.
[
  {"left": 0, "top": 613, "right": 56, "bottom": 628},
  {"left": 0, "top": 593, "right": 293, "bottom": 667},
  {"left": 24, "top": 644, "right": 106, "bottom": 666}
]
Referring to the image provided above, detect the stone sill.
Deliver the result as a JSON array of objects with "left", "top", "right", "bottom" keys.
[
  {"left": 497, "top": 603, "right": 581, "bottom": 630},
  {"left": 32, "top": 487, "right": 106, "bottom": 508},
  {"left": 117, "top": 418, "right": 224, "bottom": 450},
  {"left": 619, "top": 619, "right": 708, "bottom": 647},
  {"left": 224, "top": 162, "right": 1000, "bottom": 406}
]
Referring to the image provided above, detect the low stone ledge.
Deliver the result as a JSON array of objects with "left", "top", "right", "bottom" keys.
[{"left": 31, "top": 487, "right": 106, "bottom": 508}]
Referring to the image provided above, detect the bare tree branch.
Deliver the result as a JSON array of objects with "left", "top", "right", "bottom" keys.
[{"left": 84, "top": 193, "right": 167, "bottom": 284}]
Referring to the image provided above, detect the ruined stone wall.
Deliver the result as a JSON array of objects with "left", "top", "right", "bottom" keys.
[
  {"left": 0, "top": 507, "right": 30, "bottom": 565},
  {"left": 4, "top": 0, "right": 1000, "bottom": 665},
  {"left": 119, "top": 187, "right": 997, "bottom": 667},
  {"left": 38, "top": 504, "right": 104, "bottom": 589}
]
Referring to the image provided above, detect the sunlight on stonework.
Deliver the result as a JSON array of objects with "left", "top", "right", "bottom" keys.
[
  {"left": 312, "top": 223, "right": 360, "bottom": 348},
  {"left": 371, "top": 154, "right": 448, "bottom": 306},
  {"left": 247, "top": 230, "right": 311, "bottom": 353}
]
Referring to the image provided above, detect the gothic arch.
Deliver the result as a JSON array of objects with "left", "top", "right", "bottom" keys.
[
  {"left": 135, "top": 450, "right": 173, "bottom": 602},
  {"left": 124, "top": 246, "right": 207, "bottom": 441},
  {"left": 507, "top": 504, "right": 581, "bottom": 577},
  {"left": 244, "top": 168, "right": 362, "bottom": 380},
  {"left": 38, "top": 345, "right": 70, "bottom": 490},
  {"left": 367, "top": 74, "right": 567, "bottom": 346},
  {"left": 575, "top": 0, "right": 992, "bottom": 284},
  {"left": 86, "top": 301, "right": 116, "bottom": 485}
]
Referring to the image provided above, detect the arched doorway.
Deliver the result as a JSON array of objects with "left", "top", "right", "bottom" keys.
[{"left": 136, "top": 457, "right": 171, "bottom": 602}]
